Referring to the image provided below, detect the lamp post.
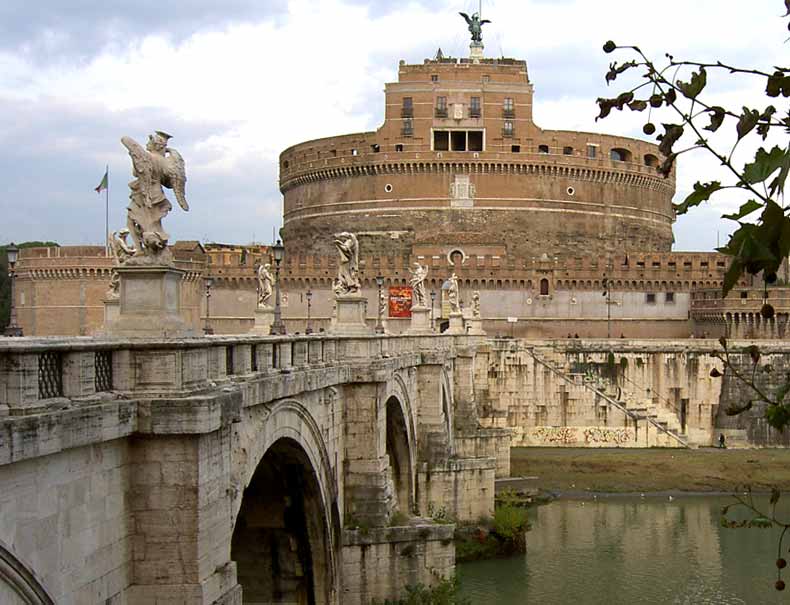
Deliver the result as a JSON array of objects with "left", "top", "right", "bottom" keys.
[
  {"left": 375, "top": 275, "right": 385, "bottom": 334},
  {"left": 203, "top": 277, "right": 214, "bottom": 335},
  {"left": 305, "top": 289, "right": 313, "bottom": 334},
  {"left": 271, "top": 239, "right": 286, "bottom": 335},
  {"left": 4, "top": 243, "right": 23, "bottom": 337},
  {"left": 430, "top": 290, "right": 436, "bottom": 332}
]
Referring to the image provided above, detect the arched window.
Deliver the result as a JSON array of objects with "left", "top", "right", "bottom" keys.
[
  {"left": 610, "top": 147, "right": 632, "bottom": 162},
  {"left": 644, "top": 153, "right": 659, "bottom": 168},
  {"left": 563, "top": 146, "right": 574, "bottom": 155},
  {"left": 540, "top": 278, "right": 549, "bottom": 296},
  {"left": 538, "top": 144, "right": 550, "bottom": 154}
]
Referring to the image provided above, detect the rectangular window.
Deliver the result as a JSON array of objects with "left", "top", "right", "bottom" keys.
[
  {"left": 511, "top": 144, "right": 521, "bottom": 153},
  {"left": 740, "top": 291, "right": 748, "bottom": 299},
  {"left": 401, "top": 97, "right": 413, "bottom": 118},
  {"left": 665, "top": 292, "right": 675, "bottom": 303},
  {"left": 435, "top": 96, "right": 448, "bottom": 117},
  {"left": 431, "top": 74, "right": 439, "bottom": 82},
  {"left": 470, "top": 96, "right": 481, "bottom": 118},
  {"left": 468, "top": 130, "right": 484, "bottom": 151},
  {"left": 587, "top": 145, "right": 597, "bottom": 159},
  {"left": 503, "top": 97, "right": 514, "bottom": 118},
  {"left": 646, "top": 293, "right": 656, "bottom": 304},
  {"left": 433, "top": 130, "right": 449, "bottom": 151},
  {"left": 451, "top": 130, "right": 467, "bottom": 151},
  {"left": 395, "top": 144, "right": 404, "bottom": 152},
  {"left": 401, "top": 118, "right": 413, "bottom": 136},
  {"left": 503, "top": 121, "right": 514, "bottom": 137}
]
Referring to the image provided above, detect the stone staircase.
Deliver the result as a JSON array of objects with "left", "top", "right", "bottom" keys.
[{"left": 526, "top": 346, "right": 690, "bottom": 448}]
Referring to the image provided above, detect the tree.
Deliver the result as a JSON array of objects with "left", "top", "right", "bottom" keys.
[{"left": 596, "top": 2, "right": 790, "bottom": 302}]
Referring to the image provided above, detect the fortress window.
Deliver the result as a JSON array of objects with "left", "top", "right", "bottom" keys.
[
  {"left": 331, "top": 149, "right": 337, "bottom": 157},
  {"left": 644, "top": 153, "right": 659, "bottom": 168},
  {"left": 683, "top": 261, "right": 692, "bottom": 269},
  {"left": 436, "top": 96, "right": 448, "bottom": 117},
  {"left": 451, "top": 131, "right": 467, "bottom": 151},
  {"left": 371, "top": 144, "right": 380, "bottom": 153},
  {"left": 741, "top": 291, "right": 748, "bottom": 299},
  {"left": 395, "top": 144, "right": 404, "bottom": 152},
  {"left": 351, "top": 148, "right": 358, "bottom": 156},
  {"left": 483, "top": 75, "right": 491, "bottom": 83},
  {"left": 646, "top": 293, "right": 657, "bottom": 304},
  {"left": 470, "top": 97, "right": 481, "bottom": 118},
  {"left": 283, "top": 160, "right": 290, "bottom": 169},
  {"left": 665, "top": 292, "right": 675, "bottom": 303},
  {"left": 610, "top": 147, "right": 632, "bottom": 162},
  {"left": 431, "top": 74, "right": 439, "bottom": 82},
  {"left": 539, "top": 278, "right": 550, "bottom": 296},
  {"left": 563, "top": 146, "right": 573, "bottom": 155},
  {"left": 503, "top": 97, "right": 515, "bottom": 118},
  {"left": 402, "top": 118, "right": 413, "bottom": 137},
  {"left": 511, "top": 145, "right": 521, "bottom": 153},
  {"left": 468, "top": 131, "right": 483, "bottom": 151},
  {"left": 538, "top": 144, "right": 549, "bottom": 154},
  {"left": 503, "top": 121, "right": 514, "bottom": 138},
  {"left": 587, "top": 145, "right": 598, "bottom": 159},
  {"left": 401, "top": 97, "right": 413, "bottom": 118},
  {"left": 434, "top": 131, "right": 450, "bottom": 151}
]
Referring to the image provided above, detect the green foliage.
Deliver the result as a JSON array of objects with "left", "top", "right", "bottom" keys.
[
  {"left": 492, "top": 503, "right": 529, "bottom": 542},
  {"left": 375, "top": 576, "right": 470, "bottom": 605},
  {"left": 597, "top": 5, "right": 790, "bottom": 295}
]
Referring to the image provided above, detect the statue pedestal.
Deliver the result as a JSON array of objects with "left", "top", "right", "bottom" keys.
[
  {"left": 104, "top": 266, "right": 194, "bottom": 338},
  {"left": 330, "top": 295, "right": 371, "bottom": 336},
  {"left": 103, "top": 297, "right": 120, "bottom": 327},
  {"left": 406, "top": 306, "right": 432, "bottom": 335},
  {"left": 250, "top": 306, "right": 274, "bottom": 335},
  {"left": 466, "top": 317, "right": 486, "bottom": 336},
  {"left": 470, "top": 42, "right": 484, "bottom": 63},
  {"left": 447, "top": 311, "right": 466, "bottom": 335}
]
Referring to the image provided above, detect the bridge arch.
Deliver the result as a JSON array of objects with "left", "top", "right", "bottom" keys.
[
  {"left": 382, "top": 373, "right": 418, "bottom": 515},
  {"left": 231, "top": 398, "right": 338, "bottom": 605},
  {"left": 0, "top": 540, "right": 55, "bottom": 605}
]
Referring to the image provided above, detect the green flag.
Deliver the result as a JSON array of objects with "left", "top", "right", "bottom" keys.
[{"left": 94, "top": 168, "right": 108, "bottom": 193}]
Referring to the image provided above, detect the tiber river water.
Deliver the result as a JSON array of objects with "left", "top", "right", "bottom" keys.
[{"left": 458, "top": 495, "right": 790, "bottom": 604}]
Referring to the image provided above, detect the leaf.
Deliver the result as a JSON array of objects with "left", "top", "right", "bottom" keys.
[
  {"left": 675, "top": 181, "right": 722, "bottom": 215},
  {"left": 665, "top": 88, "right": 677, "bottom": 105},
  {"left": 676, "top": 67, "right": 707, "bottom": 99},
  {"left": 704, "top": 106, "right": 726, "bottom": 132},
  {"left": 742, "top": 146, "right": 786, "bottom": 184},
  {"left": 776, "top": 378, "right": 790, "bottom": 403},
  {"left": 628, "top": 100, "right": 648, "bottom": 111},
  {"left": 785, "top": 0, "right": 790, "bottom": 17},
  {"left": 768, "top": 144, "right": 790, "bottom": 197},
  {"left": 749, "top": 515, "right": 773, "bottom": 528},
  {"left": 766, "top": 71, "right": 790, "bottom": 98},
  {"left": 722, "top": 258, "right": 743, "bottom": 295},
  {"left": 766, "top": 403, "right": 790, "bottom": 431},
  {"left": 596, "top": 98, "right": 617, "bottom": 121},
  {"left": 658, "top": 153, "right": 676, "bottom": 178},
  {"left": 658, "top": 123, "right": 684, "bottom": 156},
  {"left": 721, "top": 199, "right": 762, "bottom": 221},
  {"left": 736, "top": 107, "right": 761, "bottom": 140},
  {"left": 747, "top": 344, "right": 761, "bottom": 364}
]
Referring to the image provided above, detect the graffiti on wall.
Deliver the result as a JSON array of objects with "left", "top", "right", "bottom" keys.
[
  {"left": 583, "top": 427, "right": 632, "bottom": 445},
  {"left": 532, "top": 427, "right": 578, "bottom": 444}
]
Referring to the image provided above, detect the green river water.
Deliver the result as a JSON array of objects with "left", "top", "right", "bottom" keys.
[{"left": 458, "top": 495, "right": 790, "bottom": 604}]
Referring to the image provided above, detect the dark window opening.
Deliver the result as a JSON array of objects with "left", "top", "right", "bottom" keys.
[
  {"left": 665, "top": 292, "right": 675, "bottom": 303},
  {"left": 401, "top": 97, "right": 413, "bottom": 118},
  {"left": 646, "top": 293, "right": 656, "bottom": 304},
  {"left": 395, "top": 144, "right": 404, "bottom": 152},
  {"left": 351, "top": 148, "right": 358, "bottom": 156},
  {"left": 401, "top": 118, "right": 413, "bottom": 136},
  {"left": 503, "top": 121, "right": 514, "bottom": 137},
  {"left": 431, "top": 74, "right": 439, "bottom": 82},
  {"left": 644, "top": 153, "right": 659, "bottom": 168},
  {"left": 330, "top": 149, "right": 337, "bottom": 157},
  {"left": 451, "top": 130, "right": 467, "bottom": 151},
  {"left": 587, "top": 145, "right": 597, "bottom": 159},
  {"left": 610, "top": 147, "right": 632, "bottom": 162},
  {"left": 511, "top": 145, "right": 521, "bottom": 153},
  {"left": 503, "top": 97, "right": 515, "bottom": 118},
  {"left": 468, "top": 131, "right": 483, "bottom": 151},
  {"left": 538, "top": 144, "right": 550, "bottom": 154},
  {"left": 741, "top": 291, "right": 748, "bottom": 299},
  {"left": 540, "top": 278, "right": 550, "bottom": 296},
  {"left": 435, "top": 96, "right": 448, "bottom": 117},
  {"left": 371, "top": 144, "right": 380, "bottom": 153},
  {"left": 470, "top": 96, "right": 481, "bottom": 118},
  {"left": 563, "top": 146, "right": 573, "bottom": 155},
  {"left": 434, "top": 130, "right": 449, "bottom": 151}
]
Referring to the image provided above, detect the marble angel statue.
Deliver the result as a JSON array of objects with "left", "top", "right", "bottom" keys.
[
  {"left": 257, "top": 263, "right": 274, "bottom": 308},
  {"left": 408, "top": 262, "right": 429, "bottom": 308},
  {"left": 332, "top": 232, "right": 361, "bottom": 296}
]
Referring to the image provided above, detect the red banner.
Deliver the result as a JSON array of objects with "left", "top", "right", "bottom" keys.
[{"left": 388, "top": 286, "right": 413, "bottom": 318}]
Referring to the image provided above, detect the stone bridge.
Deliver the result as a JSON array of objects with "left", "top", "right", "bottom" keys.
[{"left": 0, "top": 334, "right": 508, "bottom": 604}]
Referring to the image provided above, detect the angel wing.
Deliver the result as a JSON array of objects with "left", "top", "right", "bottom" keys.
[
  {"left": 164, "top": 148, "right": 189, "bottom": 211},
  {"left": 121, "top": 136, "right": 155, "bottom": 207},
  {"left": 459, "top": 12, "right": 472, "bottom": 26},
  {"left": 481, "top": 19, "right": 492, "bottom": 25}
]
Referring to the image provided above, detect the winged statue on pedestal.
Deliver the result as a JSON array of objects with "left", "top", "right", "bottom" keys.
[{"left": 459, "top": 12, "right": 491, "bottom": 44}]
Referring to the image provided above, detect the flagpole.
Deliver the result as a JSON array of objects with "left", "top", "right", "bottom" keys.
[{"left": 105, "top": 164, "right": 109, "bottom": 256}]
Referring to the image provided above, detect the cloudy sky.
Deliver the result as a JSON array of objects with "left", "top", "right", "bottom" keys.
[{"left": 0, "top": 0, "right": 786, "bottom": 251}]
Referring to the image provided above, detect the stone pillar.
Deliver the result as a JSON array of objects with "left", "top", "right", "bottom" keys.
[
  {"left": 249, "top": 306, "right": 274, "bottom": 335},
  {"left": 330, "top": 295, "right": 371, "bottom": 336},
  {"left": 465, "top": 317, "right": 485, "bottom": 335},
  {"left": 447, "top": 312, "right": 465, "bottom": 335},
  {"left": 104, "top": 265, "right": 194, "bottom": 338},
  {"left": 406, "top": 306, "right": 432, "bottom": 335}
]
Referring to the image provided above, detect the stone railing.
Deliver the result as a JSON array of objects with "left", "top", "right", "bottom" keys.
[{"left": 0, "top": 333, "right": 468, "bottom": 417}]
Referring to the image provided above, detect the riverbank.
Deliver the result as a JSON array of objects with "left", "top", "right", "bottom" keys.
[{"left": 509, "top": 447, "right": 790, "bottom": 493}]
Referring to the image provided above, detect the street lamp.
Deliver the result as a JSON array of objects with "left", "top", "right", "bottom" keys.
[
  {"left": 430, "top": 290, "right": 436, "bottom": 332},
  {"left": 4, "top": 243, "right": 23, "bottom": 337},
  {"left": 204, "top": 277, "right": 214, "bottom": 335},
  {"left": 271, "top": 239, "right": 286, "bottom": 335},
  {"left": 305, "top": 289, "right": 313, "bottom": 334},
  {"left": 375, "top": 275, "right": 385, "bottom": 334}
]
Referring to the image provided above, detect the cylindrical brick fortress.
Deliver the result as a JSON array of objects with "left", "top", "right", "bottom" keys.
[{"left": 280, "top": 57, "right": 675, "bottom": 259}]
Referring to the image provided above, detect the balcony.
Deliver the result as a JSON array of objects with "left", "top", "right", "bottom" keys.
[
  {"left": 469, "top": 107, "right": 481, "bottom": 118},
  {"left": 502, "top": 128, "right": 515, "bottom": 138},
  {"left": 502, "top": 109, "right": 515, "bottom": 119}
]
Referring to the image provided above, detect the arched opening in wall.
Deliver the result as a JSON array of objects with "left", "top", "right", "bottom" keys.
[
  {"left": 231, "top": 438, "right": 332, "bottom": 605},
  {"left": 540, "top": 278, "right": 549, "bottom": 296},
  {"left": 644, "top": 154, "right": 659, "bottom": 168},
  {"left": 610, "top": 148, "right": 632, "bottom": 162},
  {"left": 386, "top": 396, "right": 413, "bottom": 515}
]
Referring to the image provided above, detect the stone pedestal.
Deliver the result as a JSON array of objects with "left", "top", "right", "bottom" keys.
[
  {"left": 470, "top": 42, "right": 484, "bottom": 63},
  {"left": 330, "top": 295, "right": 371, "bottom": 335},
  {"left": 406, "top": 306, "right": 432, "bottom": 335},
  {"left": 447, "top": 311, "right": 465, "bottom": 335},
  {"left": 103, "top": 297, "right": 120, "bottom": 327},
  {"left": 104, "top": 265, "right": 194, "bottom": 338},
  {"left": 466, "top": 317, "right": 486, "bottom": 335},
  {"left": 250, "top": 306, "right": 274, "bottom": 335}
]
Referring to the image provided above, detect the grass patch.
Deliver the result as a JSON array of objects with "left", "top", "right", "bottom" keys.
[{"left": 374, "top": 576, "right": 470, "bottom": 605}]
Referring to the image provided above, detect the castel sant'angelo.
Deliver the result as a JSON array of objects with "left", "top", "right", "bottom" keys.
[{"left": 12, "top": 17, "right": 790, "bottom": 339}]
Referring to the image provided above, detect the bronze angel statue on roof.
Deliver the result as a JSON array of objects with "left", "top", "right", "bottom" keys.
[
  {"left": 459, "top": 12, "right": 490, "bottom": 44},
  {"left": 121, "top": 131, "right": 189, "bottom": 265}
]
